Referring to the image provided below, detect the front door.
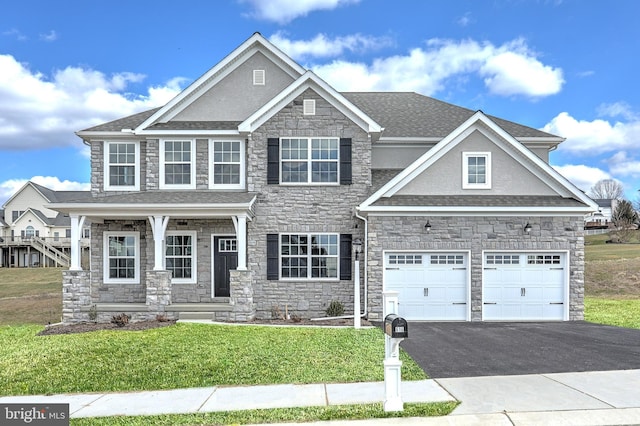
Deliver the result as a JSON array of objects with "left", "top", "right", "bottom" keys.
[{"left": 213, "top": 236, "right": 238, "bottom": 297}]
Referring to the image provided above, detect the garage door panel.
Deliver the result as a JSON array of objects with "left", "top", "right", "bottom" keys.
[
  {"left": 484, "top": 252, "right": 566, "bottom": 321},
  {"left": 386, "top": 252, "right": 468, "bottom": 321}
]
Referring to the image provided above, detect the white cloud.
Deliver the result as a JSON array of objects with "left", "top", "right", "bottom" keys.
[
  {"left": 0, "top": 176, "right": 90, "bottom": 206},
  {"left": 242, "top": 0, "right": 359, "bottom": 24},
  {"left": 543, "top": 111, "right": 640, "bottom": 155},
  {"left": 269, "top": 32, "right": 393, "bottom": 60},
  {"left": 39, "top": 30, "right": 58, "bottom": 42},
  {"left": 552, "top": 164, "right": 611, "bottom": 193},
  {"left": 606, "top": 151, "right": 640, "bottom": 179},
  {"left": 0, "top": 54, "right": 185, "bottom": 150},
  {"left": 309, "top": 37, "right": 564, "bottom": 98},
  {"left": 3, "top": 28, "right": 27, "bottom": 41}
]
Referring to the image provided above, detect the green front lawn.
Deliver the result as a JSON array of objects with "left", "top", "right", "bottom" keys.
[
  {"left": 0, "top": 323, "right": 426, "bottom": 396},
  {"left": 585, "top": 297, "right": 640, "bottom": 329}
]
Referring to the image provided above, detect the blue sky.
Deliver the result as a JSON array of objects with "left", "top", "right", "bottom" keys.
[{"left": 1, "top": 0, "right": 639, "bottom": 204}]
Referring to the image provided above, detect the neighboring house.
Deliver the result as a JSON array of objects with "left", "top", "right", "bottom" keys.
[
  {"left": 584, "top": 198, "right": 617, "bottom": 229},
  {"left": 52, "top": 33, "right": 597, "bottom": 324},
  {"left": 0, "top": 181, "right": 90, "bottom": 268}
]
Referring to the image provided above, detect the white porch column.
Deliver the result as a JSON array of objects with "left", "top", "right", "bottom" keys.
[
  {"left": 232, "top": 215, "right": 247, "bottom": 271},
  {"left": 69, "top": 215, "right": 85, "bottom": 271},
  {"left": 148, "top": 216, "right": 170, "bottom": 271}
]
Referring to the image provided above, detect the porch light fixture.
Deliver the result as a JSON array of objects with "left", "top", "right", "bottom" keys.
[
  {"left": 424, "top": 221, "right": 432, "bottom": 232},
  {"left": 524, "top": 222, "right": 532, "bottom": 234},
  {"left": 353, "top": 238, "right": 362, "bottom": 261}
]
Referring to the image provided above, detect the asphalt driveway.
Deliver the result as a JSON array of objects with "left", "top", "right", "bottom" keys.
[{"left": 400, "top": 321, "right": 640, "bottom": 378}]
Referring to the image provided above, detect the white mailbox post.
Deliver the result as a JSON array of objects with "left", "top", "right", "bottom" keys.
[{"left": 382, "top": 290, "right": 407, "bottom": 412}]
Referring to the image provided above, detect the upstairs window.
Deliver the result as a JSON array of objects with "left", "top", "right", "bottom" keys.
[
  {"left": 462, "top": 152, "right": 491, "bottom": 189},
  {"left": 281, "top": 137, "right": 339, "bottom": 184},
  {"left": 160, "top": 140, "right": 195, "bottom": 189},
  {"left": 210, "top": 140, "right": 245, "bottom": 189},
  {"left": 105, "top": 141, "right": 139, "bottom": 191}
]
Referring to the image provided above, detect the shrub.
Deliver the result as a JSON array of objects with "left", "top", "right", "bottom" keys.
[{"left": 326, "top": 300, "right": 345, "bottom": 317}]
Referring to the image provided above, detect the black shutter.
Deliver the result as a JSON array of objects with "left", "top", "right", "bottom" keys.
[
  {"left": 267, "top": 234, "right": 279, "bottom": 280},
  {"left": 340, "top": 138, "right": 352, "bottom": 185},
  {"left": 267, "top": 138, "right": 280, "bottom": 184},
  {"left": 340, "top": 234, "right": 352, "bottom": 280}
]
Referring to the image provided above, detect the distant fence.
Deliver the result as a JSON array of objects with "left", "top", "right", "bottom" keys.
[{"left": 584, "top": 228, "right": 610, "bottom": 236}]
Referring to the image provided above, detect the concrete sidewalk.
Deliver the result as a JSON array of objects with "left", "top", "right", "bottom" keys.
[{"left": 1, "top": 369, "right": 639, "bottom": 424}]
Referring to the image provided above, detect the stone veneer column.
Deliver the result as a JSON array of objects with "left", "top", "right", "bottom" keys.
[
  {"left": 62, "top": 270, "right": 92, "bottom": 324},
  {"left": 146, "top": 270, "right": 172, "bottom": 319},
  {"left": 229, "top": 269, "right": 255, "bottom": 321}
]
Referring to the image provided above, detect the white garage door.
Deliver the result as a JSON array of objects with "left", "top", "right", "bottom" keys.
[
  {"left": 385, "top": 252, "right": 468, "bottom": 321},
  {"left": 483, "top": 253, "right": 566, "bottom": 321}
]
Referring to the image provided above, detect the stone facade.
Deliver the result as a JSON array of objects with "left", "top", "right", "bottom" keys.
[
  {"left": 366, "top": 215, "right": 585, "bottom": 321},
  {"left": 246, "top": 89, "right": 368, "bottom": 319}
]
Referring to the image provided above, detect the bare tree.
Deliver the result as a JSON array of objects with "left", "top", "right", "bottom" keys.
[
  {"left": 611, "top": 199, "right": 638, "bottom": 242},
  {"left": 589, "top": 179, "right": 624, "bottom": 199}
]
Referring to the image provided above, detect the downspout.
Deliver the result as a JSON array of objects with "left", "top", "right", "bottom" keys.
[{"left": 355, "top": 208, "right": 368, "bottom": 318}]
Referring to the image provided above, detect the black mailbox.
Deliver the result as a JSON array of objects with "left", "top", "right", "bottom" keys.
[{"left": 384, "top": 314, "right": 408, "bottom": 338}]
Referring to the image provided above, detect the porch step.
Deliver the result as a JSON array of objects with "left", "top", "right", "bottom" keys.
[{"left": 178, "top": 312, "right": 215, "bottom": 321}]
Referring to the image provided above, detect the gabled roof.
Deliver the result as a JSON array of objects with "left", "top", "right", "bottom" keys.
[
  {"left": 343, "top": 92, "right": 558, "bottom": 140},
  {"left": 134, "top": 33, "right": 306, "bottom": 133},
  {"left": 13, "top": 208, "right": 50, "bottom": 226},
  {"left": 359, "top": 111, "right": 598, "bottom": 214},
  {"left": 238, "top": 71, "right": 382, "bottom": 134},
  {"left": 2, "top": 181, "right": 90, "bottom": 209}
]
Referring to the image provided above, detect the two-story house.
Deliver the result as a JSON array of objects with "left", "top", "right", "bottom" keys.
[
  {"left": 1, "top": 181, "right": 90, "bottom": 268},
  {"left": 52, "top": 33, "right": 597, "bottom": 324}
]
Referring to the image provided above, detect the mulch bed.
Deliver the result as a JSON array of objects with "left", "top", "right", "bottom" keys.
[{"left": 38, "top": 317, "right": 371, "bottom": 336}]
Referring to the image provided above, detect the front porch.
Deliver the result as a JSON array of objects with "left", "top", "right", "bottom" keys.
[{"left": 63, "top": 268, "right": 255, "bottom": 323}]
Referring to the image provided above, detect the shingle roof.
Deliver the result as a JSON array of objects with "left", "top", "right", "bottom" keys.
[
  {"left": 371, "top": 195, "right": 585, "bottom": 208},
  {"left": 343, "top": 92, "right": 556, "bottom": 139},
  {"left": 81, "top": 108, "right": 161, "bottom": 132},
  {"left": 63, "top": 191, "right": 257, "bottom": 205},
  {"left": 30, "top": 182, "right": 91, "bottom": 203},
  {"left": 78, "top": 93, "right": 557, "bottom": 140}
]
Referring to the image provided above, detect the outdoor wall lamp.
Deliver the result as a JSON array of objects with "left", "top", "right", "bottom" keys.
[
  {"left": 524, "top": 222, "right": 532, "bottom": 234},
  {"left": 353, "top": 238, "right": 362, "bottom": 261},
  {"left": 424, "top": 221, "right": 432, "bottom": 232}
]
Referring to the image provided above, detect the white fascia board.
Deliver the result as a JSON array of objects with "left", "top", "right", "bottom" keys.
[
  {"left": 376, "top": 137, "right": 441, "bottom": 144},
  {"left": 47, "top": 202, "right": 256, "bottom": 219},
  {"left": 239, "top": 71, "right": 382, "bottom": 134},
  {"left": 15, "top": 209, "right": 49, "bottom": 226},
  {"left": 135, "top": 130, "right": 241, "bottom": 136},
  {"left": 360, "top": 205, "right": 595, "bottom": 216},
  {"left": 2, "top": 181, "right": 34, "bottom": 209},
  {"left": 134, "top": 34, "right": 305, "bottom": 132},
  {"left": 76, "top": 131, "right": 134, "bottom": 139}
]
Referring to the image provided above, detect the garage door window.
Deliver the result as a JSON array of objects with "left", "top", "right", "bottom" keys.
[
  {"left": 430, "top": 254, "right": 464, "bottom": 265},
  {"left": 486, "top": 254, "right": 520, "bottom": 265},
  {"left": 527, "top": 254, "right": 561, "bottom": 265},
  {"left": 388, "top": 254, "right": 422, "bottom": 265}
]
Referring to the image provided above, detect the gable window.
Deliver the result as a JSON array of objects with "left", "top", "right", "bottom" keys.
[
  {"left": 165, "top": 231, "right": 197, "bottom": 284},
  {"left": 105, "top": 141, "right": 139, "bottom": 191},
  {"left": 281, "top": 137, "right": 339, "bottom": 184},
  {"left": 104, "top": 232, "right": 140, "bottom": 284},
  {"left": 462, "top": 152, "right": 491, "bottom": 189},
  {"left": 160, "top": 140, "right": 195, "bottom": 189},
  {"left": 253, "top": 69, "right": 265, "bottom": 85},
  {"left": 12, "top": 211, "right": 24, "bottom": 222},
  {"left": 280, "top": 233, "right": 339, "bottom": 279},
  {"left": 209, "top": 140, "right": 245, "bottom": 189}
]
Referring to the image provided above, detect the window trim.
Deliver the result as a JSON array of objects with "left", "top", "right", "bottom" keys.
[
  {"left": 208, "top": 139, "right": 245, "bottom": 189},
  {"left": 103, "top": 231, "right": 140, "bottom": 284},
  {"left": 104, "top": 141, "right": 140, "bottom": 191},
  {"left": 303, "top": 99, "right": 316, "bottom": 115},
  {"left": 462, "top": 152, "right": 491, "bottom": 189},
  {"left": 165, "top": 230, "right": 197, "bottom": 284},
  {"left": 280, "top": 137, "right": 340, "bottom": 185},
  {"left": 253, "top": 69, "right": 265, "bottom": 85},
  {"left": 160, "top": 139, "right": 196, "bottom": 189},
  {"left": 279, "top": 232, "right": 340, "bottom": 281}
]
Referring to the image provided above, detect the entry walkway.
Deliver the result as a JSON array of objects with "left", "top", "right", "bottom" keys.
[{"left": 0, "top": 370, "right": 639, "bottom": 424}]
